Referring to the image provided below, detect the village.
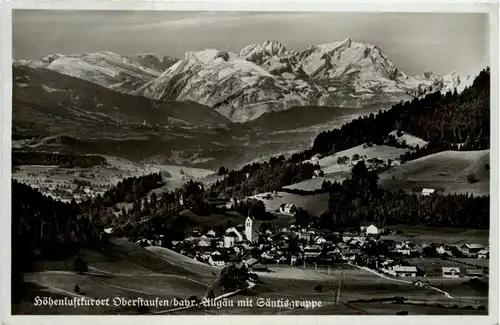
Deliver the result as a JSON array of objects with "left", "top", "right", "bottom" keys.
[{"left": 131, "top": 199, "right": 490, "bottom": 283}]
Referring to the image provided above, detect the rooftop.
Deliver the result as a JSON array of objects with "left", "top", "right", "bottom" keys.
[{"left": 393, "top": 266, "right": 417, "bottom": 273}]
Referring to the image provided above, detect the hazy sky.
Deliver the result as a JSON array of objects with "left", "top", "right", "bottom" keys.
[{"left": 12, "top": 10, "right": 489, "bottom": 76}]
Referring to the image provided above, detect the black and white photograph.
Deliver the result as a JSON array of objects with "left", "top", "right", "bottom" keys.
[{"left": 5, "top": 5, "right": 498, "bottom": 318}]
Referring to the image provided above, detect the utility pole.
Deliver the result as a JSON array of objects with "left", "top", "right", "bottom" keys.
[{"left": 335, "top": 271, "right": 345, "bottom": 305}]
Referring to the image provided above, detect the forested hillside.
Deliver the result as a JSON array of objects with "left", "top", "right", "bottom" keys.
[
  {"left": 209, "top": 156, "right": 320, "bottom": 199},
  {"left": 319, "top": 161, "right": 489, "bottom": 230},
  {"left": 308, "top": 67, "right": 490, "bottom": 159},
  {"left": 11, "top": 181, "right": 102, "bottom": 302}
]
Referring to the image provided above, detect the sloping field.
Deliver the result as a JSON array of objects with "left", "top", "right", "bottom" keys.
[
  {"left": 146, "top": 246, "right": 219, "bottom": 276},
  {"left": 389, "top": 130, "right": 428, "bottom": 148},
  {"left": 379, "top": 150, "right": 490, "bottom": 196},
  {"left": 283, "top": 172, "right": 351, "bottom": 191},
  {"left": 252, "top": 191, "right": 329, "bottom": 217},
  {"left": 15, "top": 238, "right": 218, "bottom": 315},
  {"left": 313, "top": 144, "right": 407, "bottom": 174}
]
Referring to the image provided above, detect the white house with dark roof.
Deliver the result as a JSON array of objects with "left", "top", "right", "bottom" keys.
[
  {"left": 477, "top": 248, "right": 489, "bottom": 259},
  {"left": 279, "top": 203, "right": 297, "bottom": 215},
  {"left": 360, "top": 223, "right": 379, "bottom": 235},
  {"left": 225, "top": 227, "right": 244, "bottom": 242},
  {"left": 460, "top": 244, "right": 485, "bottom": 255},
  {"left": 422, "top": 188, "right": 435, "bottom": 196}
]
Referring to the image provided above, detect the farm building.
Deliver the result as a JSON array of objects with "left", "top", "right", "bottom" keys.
[
  {"left": 279, "top": 203, "right": 297, "bottom": 215},
  {"left": 243, "top": 257, "right": 259, "bottom": 267},
  {"left": 225, "top": 227, "right": 244, "bottom": 242},
  {"left": 314, "top": 236, "right": 327, "bottom": 244},
  {"left": 342, "top": 249, "right": 361, "bottom": 261},
  {"left": 197, "top": 236, "right": 211, "bottom": 247},
  {"left": 390, "top": 160, "right": 401, "bottom": 166},
  {"left": 304, "top": 245, "right": 322, "bottom": 258},
  {"left": 208, "top": 255, "right": 226, "bottom": 267},
  {"left": 477, "top": 249, "right": 489, "bottom": 259},
  {"left": 360, "top": 223, "right": 379, "bottom": 235},
  {"left": 465, "top": 268, "right": 485, "bottom": 278},
  {"left": 436, "top": 245, "right": 453, "bottom": 256},
  {"left": 421, "top": 188, "right": 435, "bottom": 196},
  {"left": 392, "top": 266, "right": 418, "bottom": 278},
  {"left": 412, "top": 279, "right": 429, "bottom": 287},
  {"left": 224, "top": 229, "right": 244, "bottom": 248},
  {"left": 460, "top": 244, "right": 485, "bottom": 255},
  {"left": 312, "top": 169, "right": 324, "bottom": 178},
  {"left": 442, "top": 267, "right": 461, "bottom": 278}
]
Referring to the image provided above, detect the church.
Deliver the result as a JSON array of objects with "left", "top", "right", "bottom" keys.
[{"left": 245, "top": 214, "right": 261, "bottom": 244}]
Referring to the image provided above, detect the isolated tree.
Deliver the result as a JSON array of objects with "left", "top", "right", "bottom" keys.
[
  {"left": 467, "top": 173, "right": 477, "bottom": 183},
  {"left": 74, "top": 255, "right": 88, "bottom": 274},
  {"left": 314, "top": 284, "right": 323, "bottom": 292},
  {"left": 217, "top": 166, "right": 228, "bottom": 176}
]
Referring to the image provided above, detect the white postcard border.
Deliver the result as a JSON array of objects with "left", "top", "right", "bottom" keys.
[{"left": 0, "top": 1, "right": 498, "bottom": 325}]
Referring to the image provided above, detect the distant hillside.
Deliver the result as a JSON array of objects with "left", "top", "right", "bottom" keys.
[
  {"left": 247, "top": 105, "right": 378, "bottom": 131},
  {"left": 12, "top": 65, "right": 231, "bottom": 138}
]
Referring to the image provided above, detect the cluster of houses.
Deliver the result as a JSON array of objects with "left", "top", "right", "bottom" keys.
[{"left": 132, "top": 218, "right": 489, "bottom": 280}]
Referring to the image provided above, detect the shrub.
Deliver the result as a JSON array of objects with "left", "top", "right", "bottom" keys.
[
  {"left": 467, "top": 173, "right": 477, "bottom": 183},
  {"left": 74, "top": 255, "right": 88, "bottom": 274}
]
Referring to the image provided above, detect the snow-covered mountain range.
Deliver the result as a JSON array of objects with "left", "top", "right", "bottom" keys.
[
  {"left": 137, "top": 38, "right": 474, "bottom": 122},
  {"left": 14, "top": 52, "right": 178, "bottom": 95},
  {"left": 15, "top": 38, "right": 475, "bottom": 123}
]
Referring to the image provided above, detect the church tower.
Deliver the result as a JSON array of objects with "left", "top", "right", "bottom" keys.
[{"left": 245, "top": 215, "right": 253, "bottom": 243}]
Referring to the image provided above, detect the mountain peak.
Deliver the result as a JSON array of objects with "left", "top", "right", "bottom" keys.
[
  {"left": 240, "top": 40, "right": 288, "bottom": 63},
  {"left": 340, "top": 37, "right": 352, "bottom": 47}
]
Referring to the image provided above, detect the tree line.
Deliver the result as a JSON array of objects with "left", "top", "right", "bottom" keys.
[
  {"left": 209, "top": 156, "right": 320, "bottom": 199},
  {"left": 12, "top": 150, "right": 107, "bottom": 168}
]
